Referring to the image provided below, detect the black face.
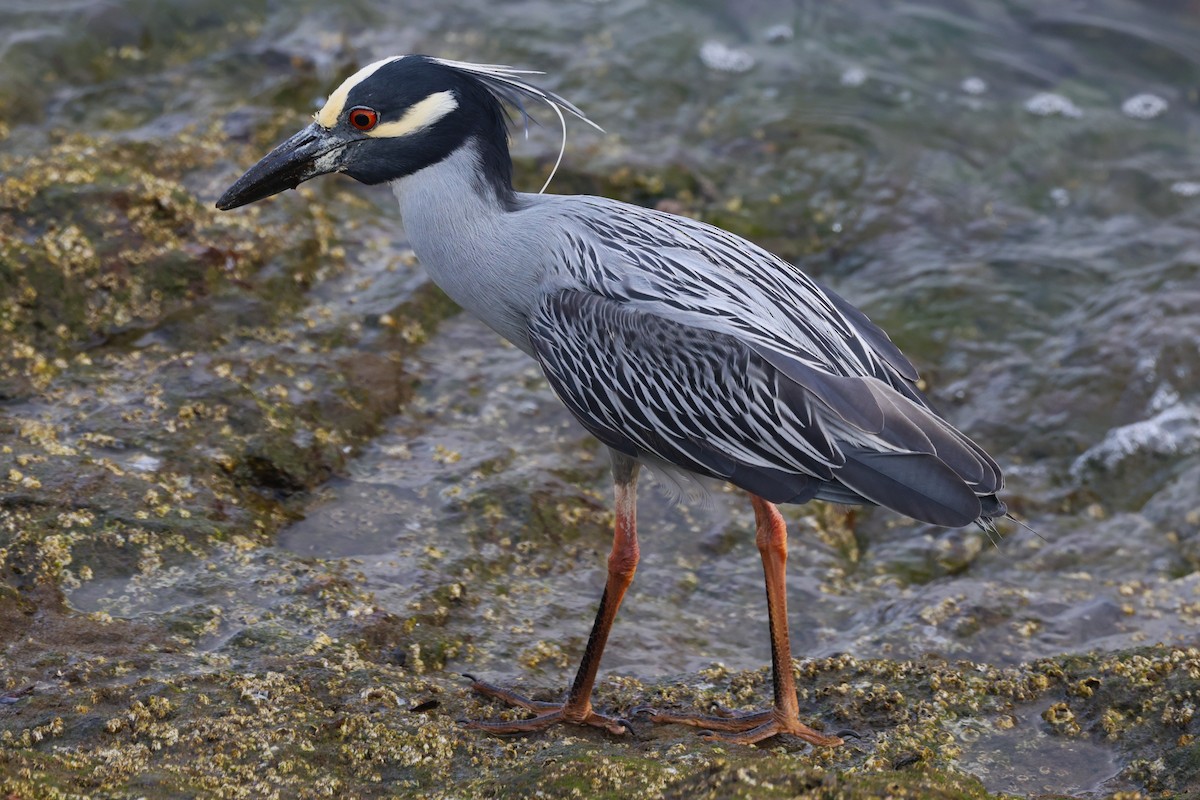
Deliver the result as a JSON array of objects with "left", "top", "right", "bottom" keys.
[{"left": 216, "top": 55, "right": 513, "bottom": 211}]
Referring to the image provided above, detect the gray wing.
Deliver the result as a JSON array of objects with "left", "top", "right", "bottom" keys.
[
  {"left": 558, "top": 197, "right": 926, "bottom": 404},
  {"left": 528, "top": 290, "right": 1004, "bottom": 528}
]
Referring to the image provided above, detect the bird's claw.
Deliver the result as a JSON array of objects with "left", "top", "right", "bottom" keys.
[{"left": 460, "top": 674, "right": 630, "bottom": 737}]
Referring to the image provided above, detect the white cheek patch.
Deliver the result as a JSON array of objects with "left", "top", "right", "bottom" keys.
[
  {"left": 316, "top": 56, "right": 402, "bottom": 129},
  {"left": 368, "top": 90, "right": 459, "bottom": 138}
]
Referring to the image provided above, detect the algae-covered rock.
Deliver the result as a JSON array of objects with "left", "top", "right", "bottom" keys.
[
  {"left": 3, "top": 621, "right": 1197, "bottom": 798},
  {"left": 0, "top": 128, "right": 459, "bottom": 618},
  {"left": 4, "top": 1, "right": 1200, "bottom": 798}
]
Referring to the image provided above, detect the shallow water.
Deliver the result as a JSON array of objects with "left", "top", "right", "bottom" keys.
[{"left": 4, "top": 0, "right": 1200, "bottom": 796}]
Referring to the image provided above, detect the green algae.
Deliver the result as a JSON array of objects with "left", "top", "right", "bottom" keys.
[
  {"left": 0, "top": 127, "right": 463, "bottom": 672},
  {"left": 4, "top": 620, "right": 1197, "bottom": 798}
]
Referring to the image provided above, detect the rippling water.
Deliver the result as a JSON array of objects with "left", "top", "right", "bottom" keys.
[{"left": 4, "top": 0, "right": 1200, "bottom": 793}]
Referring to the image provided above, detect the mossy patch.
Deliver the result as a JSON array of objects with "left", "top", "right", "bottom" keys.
[{"left": 3, "top": 624, "right": 1195, "bottom": 798}]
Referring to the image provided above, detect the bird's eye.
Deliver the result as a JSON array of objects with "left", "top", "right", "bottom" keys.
[{"left": 348, "top": 107, "right": 379, "bottom": 131}]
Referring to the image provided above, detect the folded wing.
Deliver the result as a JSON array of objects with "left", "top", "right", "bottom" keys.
[{"left": 528, "top": 290, "right": 1004, "bottom": 527}]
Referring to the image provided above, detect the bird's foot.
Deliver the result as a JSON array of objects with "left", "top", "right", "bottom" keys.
[
  {"left": 462, "top": 674, "right": 631, "bottom": 736},
  {"left": 633, "top": 704, "right": 846, "bottom": 747}
]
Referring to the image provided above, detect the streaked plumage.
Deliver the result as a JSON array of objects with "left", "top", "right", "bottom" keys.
[
  {"left": 218, "top": 54, "right": 1008, "bottom": 746},
  {"left": 528, "top": 197, "right": 1004, "bottom": 526}
]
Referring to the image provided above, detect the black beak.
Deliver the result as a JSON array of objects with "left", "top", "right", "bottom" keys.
[{"left": 216, "top": 123, "right": 348, "bottom": 210}]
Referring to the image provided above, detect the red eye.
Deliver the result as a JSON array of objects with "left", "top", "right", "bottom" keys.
[{"left": 348, "top": 106, "right": 379, "bottom": 131}]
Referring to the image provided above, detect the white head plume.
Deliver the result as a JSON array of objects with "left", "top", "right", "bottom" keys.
[{"left": 429, "top": 58, "right": 604, "bottom": 194}]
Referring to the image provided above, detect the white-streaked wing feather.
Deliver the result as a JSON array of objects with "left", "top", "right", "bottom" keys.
[
  {"left": 554, "top": 196, "right": 921, "bottom": 396},
  {"left": 526, "top": 197, "right": 1004, "bottom": 524},
  {"left": 527, "top": 290, "right": 1000, "bottom": 526}
]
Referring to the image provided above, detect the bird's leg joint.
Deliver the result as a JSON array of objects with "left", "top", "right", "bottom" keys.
[
  {"left": 750, "top": 495, "right": 788, "bottom": 565},
  {"left": 606, "top": 541, "right": 639, "bottom": 585}
]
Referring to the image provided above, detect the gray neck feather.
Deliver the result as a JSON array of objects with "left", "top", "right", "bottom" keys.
[{"left": 392, "top": 139, "right": 551, "bottom": 354}]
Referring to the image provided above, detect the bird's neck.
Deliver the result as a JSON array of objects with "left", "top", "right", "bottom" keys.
[
  {"left": 392, "top": 138, "right": 543, "bottom": 353},
  {"left": 394, "top": 136, "right": 513, "bottom": 221},
  {"left": 472, "top": 128, "right": 518, "bottom": 207}
]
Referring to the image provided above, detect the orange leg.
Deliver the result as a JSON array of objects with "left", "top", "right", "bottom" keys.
[
  {"left": 641, "top": 493, "right": 844, "bottom": 746},
  {"left": 466, "top": 455, "right": 640, "bottom": 735}
]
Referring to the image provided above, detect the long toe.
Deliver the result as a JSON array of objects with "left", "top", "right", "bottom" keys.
[
  {"left": 465, "top": 709, "right": 567, "bottom": 734},
  {"left": 700, "top": 718, "right": 845, "bottom": 747},
  {"left": 464, "top": 676, "right": 629, "bottom": 737},
  {"left": 464, "top": 707, "right": 630, "bottom": 736},
  {"left": 466, "top": 676, "right": 561, "bottom": 713},
  {"left": 640, "top": 705, "right": 843, "bottom": 747},
  {"left": 643, "top": 708, "right": 775, "bottom": 733}
]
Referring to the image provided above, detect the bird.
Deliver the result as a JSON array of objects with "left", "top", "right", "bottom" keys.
[{"left": 217, "top": 55, "right": 1006, "bottom": 746}]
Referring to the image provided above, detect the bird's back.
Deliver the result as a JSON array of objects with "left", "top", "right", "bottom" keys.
[{"left": 522, "top": 194, "right": 1005, "bottom": 527}]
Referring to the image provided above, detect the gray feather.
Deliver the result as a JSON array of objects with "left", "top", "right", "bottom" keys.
[
  {"left": 836, "top": 449, "right": 983, "bottom": 527},
  {"left": 818, "top": 283, "right": 920, "bottom": 383},
  {"left": 528, "top": 291, "right": 1002, "bottom": 525}
]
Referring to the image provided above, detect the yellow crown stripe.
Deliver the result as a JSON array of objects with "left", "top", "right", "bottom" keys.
[{"left": 315, "top": 57, "right": 401, "bottom": 129}]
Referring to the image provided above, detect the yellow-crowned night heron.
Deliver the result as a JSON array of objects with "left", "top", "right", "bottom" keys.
[{"left": 217, "top": 55, "right": 1006, "bottom": 746}]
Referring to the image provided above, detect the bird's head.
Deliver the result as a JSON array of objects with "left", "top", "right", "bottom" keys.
[{"left": 216, "top": 55, "right": 598, "bottom": 211}]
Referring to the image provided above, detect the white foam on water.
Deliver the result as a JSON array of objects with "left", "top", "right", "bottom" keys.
[
  {"left": 699, "top": 41, "right": 755, "bottom": 73},
  {"left": 1025, "top": 92, "right": 1082, "bottom": 118},
  {"left": 840, "top": 66, "right": 867, "bottom": 87},
  {"left": 961, "top": 76, "right": 987, "bottom": 95},
  {"left": 1121, "top": 93, "right": 1168, "bottom": 119},
  {"left": 1072, "top": 398, "right": 1200, "bottom": 478}
]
